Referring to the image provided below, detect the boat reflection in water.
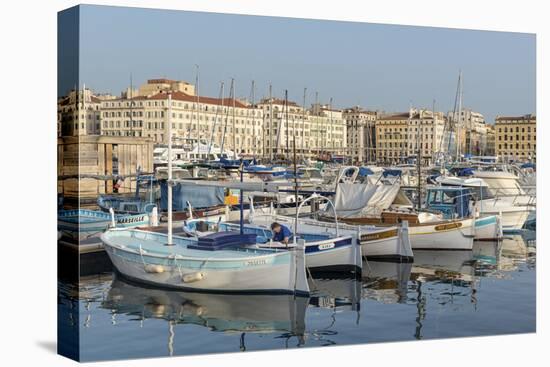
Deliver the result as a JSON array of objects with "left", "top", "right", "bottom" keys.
[
  {"left": 59, "top": 231, "right": 535, "bottom": 360},
  {"left": 362, "top": 261, "right": 412, "bottom": 304},
  {"left": 102, "top": 275, "right": 308, "bottom": 353}
]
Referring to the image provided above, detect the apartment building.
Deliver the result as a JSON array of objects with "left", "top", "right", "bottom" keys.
[
  {"left": 376, "top": 108, "right": 446, "bottom": 164},
  {"left": 495, "top": 114, "right": 536, "bottom": 161},
  {"left": 99, "top": 91, "right": 264, "bottom": 155},
  {"left": 343, "top": 106, "right": 378, "bottom": 163}
]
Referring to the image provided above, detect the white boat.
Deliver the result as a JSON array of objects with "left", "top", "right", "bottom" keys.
[
  {"left": 101, "top": 228, "right": 310, "bottom": 295},
  {"left": 182, "top": 219, "right": 362, "bottom": 273},
  {"left": 406, "top": 217, "right": 475, "bottom": 250},
  {"left": 249, "top": 211, "right": 413, "bottom": 261},
  {"left": 436, "top": 176, "right": 531, "bottom": 232},
  {"left": 323, "top": 182, "right": 474, "bottom": 251},
  {"left": 424, "top": 186, "right": 502, "bottom": 241}
]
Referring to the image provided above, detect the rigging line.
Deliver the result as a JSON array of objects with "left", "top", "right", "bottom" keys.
[
  {"left": 220, "top": 79, "right": 234, "bottom": 154},
  {"left": 207, "top": 82, "right": 224, "bottom": 155}
]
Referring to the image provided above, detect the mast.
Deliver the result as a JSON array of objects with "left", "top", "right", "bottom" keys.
[
  {"left": 456, "top": 71, "right": 462, "bottom": 162},
  {"left": 220, "top": 79, "right": 233, "bottom": 155},
  {"left": 315, "top": 91, "right": 319, "bottom": 156},
  {"left": 207, "top": 81, "right": 224, "bottom": 155},
  {"left": 195, "top": 64, "right": 201, "bottom": 150},
  {"left": 251, "top": 80, "right": 256, "bottom": 159},
  {"left": 302, "top": 88, "right": 307, "bottom": 158},
  {"left": 167, "top": 92, "right": 173, "bottom": 245},
  {"left": 129, "top": 74, "right": 133, "bottom": 136},
  {"left": 269, "top": 83, "right": 273, "bottom": 162},
  {"left": 285, "top": 89, "right": 289, "bottom": 159},
  {"left": 416, "top": 107, "right": 422, "bottom": 211},
  {"left": 232, "top": 79, "right": 237, "bottom": 160},
  {"left": 329, "top": 97, "right": 333, "bottom": 155},
  {"left": 293, "top": 138, "right": 299, "bottom": 238}
]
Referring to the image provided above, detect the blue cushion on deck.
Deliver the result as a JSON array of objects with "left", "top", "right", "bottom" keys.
[{"left": 188, "top": 231, "right": 257, "bottom": 251}]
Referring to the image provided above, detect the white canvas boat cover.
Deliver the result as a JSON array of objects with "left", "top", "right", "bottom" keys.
[{"left": 331, "top": 183, "right": 402, "bottom": 218}]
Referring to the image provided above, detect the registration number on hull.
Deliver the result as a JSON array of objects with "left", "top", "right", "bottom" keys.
[{"left": 318, "top": 243, "right": 335, "bottom": 251}]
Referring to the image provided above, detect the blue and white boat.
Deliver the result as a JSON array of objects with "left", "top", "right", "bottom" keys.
[
  {"left": 183, "top": 219, "right": 362, "bottom": 273},
  {"left": 425, "top": 186, "right": 503, "bottom": 241},
  {"left": 102, "top": 103, "right": 309, "bottom": 296},
  {"left": 101, "top": 229, "right": 310, "bottom": 295},
  {"left": 97, "top": 174, "right": 158, "bottom": 215},
  {"left": 58, "top": 209, "right": 150, "bottom": 240}
]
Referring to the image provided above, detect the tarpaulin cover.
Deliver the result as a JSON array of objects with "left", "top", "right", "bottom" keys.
[
  {"left": 160, "top": 182, "right": 225, "bottom": 211},
  {"left": 358, "top": 167, "right": 374, "bottom": 176},
  {"left": 383, "top": 169, "right": 402, "bottom": 178},
  {"left": 330, "top": 183, "right": 402, "bottom": 218}
]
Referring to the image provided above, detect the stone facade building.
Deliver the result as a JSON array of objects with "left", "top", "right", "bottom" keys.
[{"left": 495, "top": 114, "right": 536, "bottom": 162}]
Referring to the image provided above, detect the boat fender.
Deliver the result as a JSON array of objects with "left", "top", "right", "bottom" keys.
[
  {"left": 150, "top": 206, "right": 159, "bottom": 227},
  {"left": 144, "top": 264, "right": 165, "bottom": 273},
  {"left": 182, "top": 272, "right": 206, "bottom": 283}
]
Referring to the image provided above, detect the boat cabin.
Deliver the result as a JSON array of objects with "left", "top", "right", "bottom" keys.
[{"left": 425, "top": 186, "right": 472, "bottom": 220}]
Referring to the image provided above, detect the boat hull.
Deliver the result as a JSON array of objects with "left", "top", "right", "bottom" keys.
[
  {"left": 474, "top": 215, "right": 503, "bottom": 241},
  {"left": 407, "top": 218, "right": 474, "bottom": 250},
  {"left": 58, "top": 209, "right": 150, "bottom": 240},
  {"left": 101, "top": 229, "right": 309, "bottom": 295},
  {"left": 249, "top": 213, "right": 411, "bottom": 261},
  {"left": 480, "top": 207, "right": 530, "bottom": 232}
]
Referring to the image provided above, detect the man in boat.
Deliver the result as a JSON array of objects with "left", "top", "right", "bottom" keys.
[{"left": 271, "top": 222, "right": 292, "bottom": 245}]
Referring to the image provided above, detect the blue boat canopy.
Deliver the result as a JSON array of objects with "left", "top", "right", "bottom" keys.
[
  {"left": 521, "top": 162, "right": 535, "bottom": 169},
  {"left": 382, "top": 169, "right": 402, "bottom": 178},
  {"left": 160, "top": 182, "right": 225, "bottom": 211},
  {"left": 358, "top": 167, "right": 374, "bottom": 177}
]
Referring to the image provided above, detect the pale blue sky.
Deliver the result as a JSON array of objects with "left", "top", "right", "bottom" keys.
[{"left": 60, "top": 4, "right": 536, "bottom": 123}]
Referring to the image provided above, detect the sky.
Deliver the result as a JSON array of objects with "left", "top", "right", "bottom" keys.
[{"left": 59, "top": 4, "right": 536, "bottom": 123}]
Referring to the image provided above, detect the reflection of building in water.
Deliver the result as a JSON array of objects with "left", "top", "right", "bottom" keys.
[{"left": 361, "top": 261, "right": 412, "bottom": 304}]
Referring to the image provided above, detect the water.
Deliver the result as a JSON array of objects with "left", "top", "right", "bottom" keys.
[{"left": 59, "top": 232, "right": 536, "bottom": 362}]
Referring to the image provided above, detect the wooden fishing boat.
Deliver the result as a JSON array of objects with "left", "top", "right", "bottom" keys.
[
  {"left": 58, "top": 209, "right": 150, "bottom": 240},
  {"left": 101, "top": 228, "right": 310, "bottom": 295},
  {"left": 249, "top": 212, "right": 413, "bottom": 261},
  {"left": 322, "top": 182, "right": 474, "bottom": 250},
  {"left": 183, "top": 219, "right": 362, "bottom": 273}
]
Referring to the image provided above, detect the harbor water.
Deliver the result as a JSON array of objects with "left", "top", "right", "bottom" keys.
[{"left": 59, "top": 231, "right": 536, "bottom": 362}]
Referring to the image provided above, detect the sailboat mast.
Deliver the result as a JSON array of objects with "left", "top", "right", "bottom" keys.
[
  {"left": 315, "top": 91, "right": 319, "bottom": 156},
  {"left": 221, "top": 79, "right": 233, "bottom": 155},
  {"left": 285, "top": 89, "right": 289, "bottom": 159},
  {"left": 195, "top": 64, "right": 200, "bottom": 150},
  {"left": 269, "top": 83, "right": 273, "bottom": 162},
  {"left": 232, "top": 79, "right": 237, "bottom": 160},
  {"left": 329, "top": 97, "right": 333, "bottom": 154},
  {"left": 302, "top": 87, "right": 307, "bottom": 159},
  {"left": 129, "top": 74, "right": 133, "bottom": 136},
  {"left": 456, "top": 71, "right": 462, "bottom": 162},
  {"left": 167, "top": 92, "right": 173, "bottom": 245},
  {"left": 251, "top": 80, "right": 256, "bottom": 159},
  {"left": 208, "top": 81, "right": 224, "bottom": 155}
]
